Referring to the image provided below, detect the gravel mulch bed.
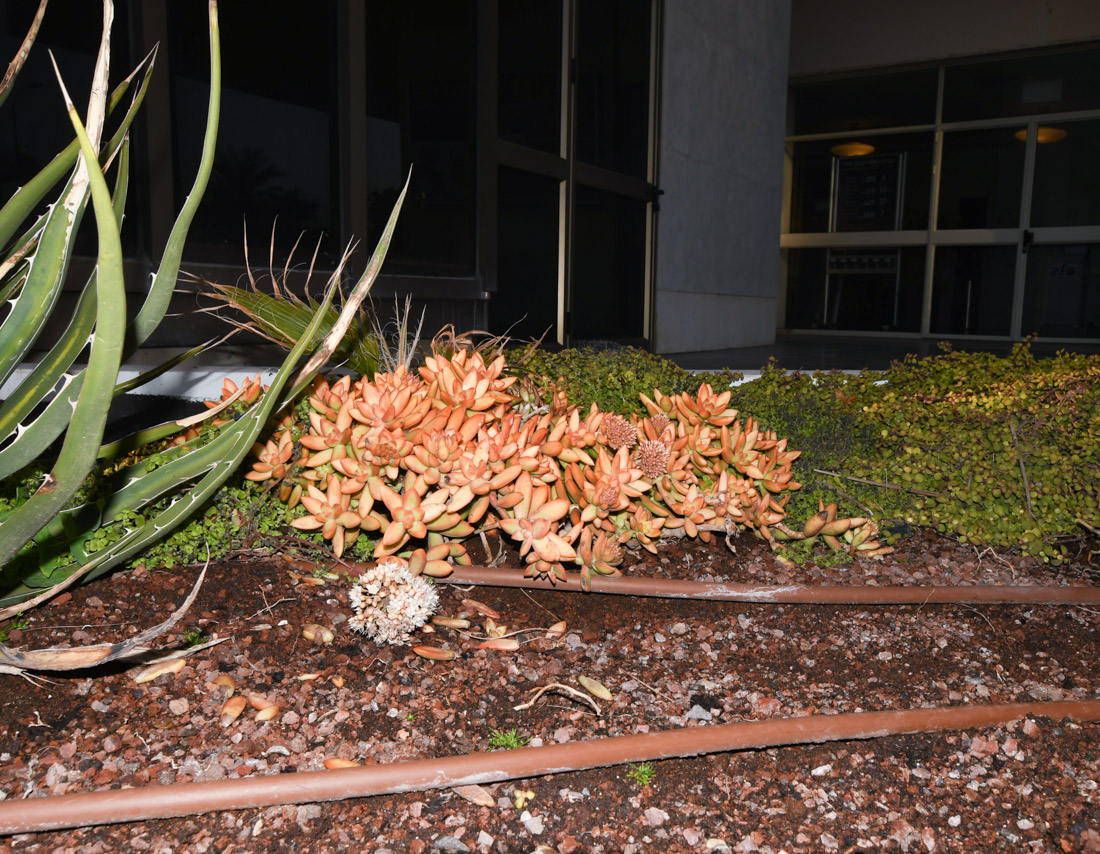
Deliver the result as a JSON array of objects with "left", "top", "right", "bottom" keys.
[{"left": 1, "top": 529, "right": 1098, "bottom": 852}]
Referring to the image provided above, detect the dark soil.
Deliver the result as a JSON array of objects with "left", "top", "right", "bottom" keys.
[{"left": 1, "top": 529, "right": 1099, "bottom": 853}]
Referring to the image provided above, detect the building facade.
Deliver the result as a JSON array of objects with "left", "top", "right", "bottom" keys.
[{"left": 4, "top": 1, "right": 1096, "bottom": 357}]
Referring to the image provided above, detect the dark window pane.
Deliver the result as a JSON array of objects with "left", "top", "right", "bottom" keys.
[
  {"left": 365, "top": 1, "right": 477, "bottom": 276},
  {"left": 1030, "top": 118, "right": 1100, "bottom": 228},
  {"left": 943, "top": 47, "right": 1100, "bottom": 122},
  {"left": 169, "top": 1, "right": 339, "bottom": 265},
  {"left": 1023, "top": 244, "right": 1100, "bottom": 339},
  {"left": 491, "top": 168, "right": 559, "bottom": 342},
  {"left": 787, "top": 133, "right": 932, "bottom": 233},
  {"left": 931, "top": 245, "right": 1015, "bottom": 336},
  {"left": 499, "top": 0, "right": 562, "bottom": 153},
  {"left": 572, "top": 186, "right": 645, "bottom": 340},
  {"left": 0, "top": 1, "right": 136, "bottom": 256},
  {"left": 790, "top": 69, "right": 937, "bottom": 135},
  {"left": 937, "top": 129, "right": 1024, "bottom": 229},
  {"left": 784, "top": 247, "right": 923, "bottom": 332},
  {"left": 575, "top": 0, "right": 650, "bottom": 179}
]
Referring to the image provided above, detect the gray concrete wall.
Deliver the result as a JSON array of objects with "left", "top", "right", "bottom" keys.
[
  {"left": 791, "top": 0, "right": 1100, "bottom": 78},
  {"left": 653, "top": 0, "right": 791, "bottom": 354}
]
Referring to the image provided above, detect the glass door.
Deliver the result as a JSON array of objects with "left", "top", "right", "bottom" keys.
[{"left": 489, "top": 0, "right": 659, "bottom": 346}]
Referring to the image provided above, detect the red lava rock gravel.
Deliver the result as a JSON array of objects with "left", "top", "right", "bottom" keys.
[{"left": 1, "top": 528, "right": 1098, "bottom": 852}]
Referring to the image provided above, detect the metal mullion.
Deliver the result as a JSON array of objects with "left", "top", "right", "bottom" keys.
[
  {"left": 572, "top": 162, "right": 654, "bottom": 200},
  {"left": 786, "top": 109, "right": 1100, "bottom": 146},
  {"left": 1031, "top": 226, "right": 1100, "bottom": 244},
  {"left": 477, "top": 0, "right": 499, "bottom": 303},
  {"left": 560, "top": 0, "right": 577, "bottom": 346},
  {"left": 338, "top": 2, "right": 368, "bottom": 259},
  {"left": 1011, "top": 118, "right": 1040, "bottom": 337},
  {"left": 643, "top": 0, "right": 662, "bottom": 345},
  {"left": 920, "top": 66, "right": 946, "bottom": 335},
  {"left": 496, "top": 141, "right": 568, "bottom": 181},
  {"left": 781, "top": 231, "right": 928, "bottom": 249}
]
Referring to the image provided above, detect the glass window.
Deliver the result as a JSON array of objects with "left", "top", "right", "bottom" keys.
[
  {"left": 575, "top": 0, "right": 651, "bottom": 180},
  {"left": 169, "top": 1, "right": 339, "bottom": 265},
  {"left": 783, "top": 247, "right": 924, "bottom": 332},
  {"left": 787, "top": 133, "right": 932, "bottom": 233},
  {"left": 1030, "top": 118, "right": 1100, "bottom": 228},
  {"left": 931, "top": 245, "right": 1015, "bottom": 336},
  {"left": 789, "top": 69, "right": 938, "bottom": 136},
  {"left": 0, "top": 0, "right": 135, "bottom": 256},
  {"left": 365, "top": 0, "right": 477, "bottom": 276},
  {"left": 491, "top": 168, "right": 560, "bottom": 342},
  {"left": 943, "top": 47, "right": 1100, "bottom": 122},
  {"left": 937, "top": 129, "right": 1024, "bottom": 229},
  {"left": 1022, "top": 244, "right": 1100, "bottom": 339},
  {"left": 498, "top": 0, "right": 562, "bottom": 154},
  {"left": 571, "top": 185, "right": 646, "bottom": 340}
]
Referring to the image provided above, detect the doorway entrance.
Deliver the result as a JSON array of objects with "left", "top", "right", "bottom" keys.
[{"left": 488, "top": 0, "right": 660, "bottom": 347}]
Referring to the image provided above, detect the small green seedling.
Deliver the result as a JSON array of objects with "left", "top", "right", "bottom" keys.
[
  {"left": 487, "top": 728, "right": 529, "bottom": 751},
  {"left": 405, "top": 711, "right": 416, "bottom": 722},
  {"left": 626, "top": 761, "right": 656, "bottom": 787},
  {"left": 0, "top": 616, "right": 28, "bottom": 644},
  {"left": 183, "top": 628, "right": 210, "bottom": 647}
]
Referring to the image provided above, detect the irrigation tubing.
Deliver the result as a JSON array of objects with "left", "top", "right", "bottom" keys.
[
  {"left": 289, "top": 559, "right": 1100, "bottom": 606},
  {"left": 2, "top": 699, "right": 1099, "bottom": 834}
]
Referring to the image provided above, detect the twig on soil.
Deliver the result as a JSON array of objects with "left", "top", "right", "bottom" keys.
[
  {"left": 247, "top": 589, "right": 297, "bottom": 622},
  {"left": 517, "top": 588, "right": 561, "bottom": 622},
  {"left": 1008, "top": 420, "right": 1036, "bottom": 521},
  {"left": 624, "top": 672, "right": 677, "bottom": 705},
  {"left": 514, "top": 682, "right": 602, "bottom": 716},
  {"left": 813, "top": 469, "right": 947, "bottom": 499}
]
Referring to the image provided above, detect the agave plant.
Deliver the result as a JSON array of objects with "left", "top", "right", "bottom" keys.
[{"left": 0, "top": 0, "right": 411, "bottom": 628}]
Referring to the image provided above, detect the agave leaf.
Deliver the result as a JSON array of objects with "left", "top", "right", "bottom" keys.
[
  {"left": 0, "top": 46, "right": 153, "bottom": 265},
  {"left": 0, "top": 29, "right": 126, "bottom": 568},
  {"left": 0, "top": 137, "right": 129, "bottom": 459}
]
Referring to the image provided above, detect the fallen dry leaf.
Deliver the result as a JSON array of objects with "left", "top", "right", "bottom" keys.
[
  {"left": 412, "top": 645, "right": 456, "bottom": 661},
  {"left": 578, "top": 674, "right": 613, "bottom": 701},
  {"left": 451, "top": 784, "right": 495, "bottom": 807},
  {"left": 302, "top": 624, "right": 335, "bottom": 644},
  {"left": 246, "top": 693, "right": 274, "bottom": 711},
  {"left": 545, "top": 620, "right": 567, "bottom": 638},
  {"left": 461, "top": 598, "right": 500, "bottom": 620},
  {"left": 220, "top": 696, "right": 247, "bottom": 727},
  {"left": 324, "top": 758, "right": 360, "bottom": 769},
  {"left": 133, "top": 658, "right": 185, "bottom": 684},
  {"left": 255, "top": 704, "right": 279, "bottom": 722},
  {"left": 212, "top": 674, "right": 235, "bottom": 695},
  {"left": 479, "top": 637, "right": 520, "bottom": 651}
]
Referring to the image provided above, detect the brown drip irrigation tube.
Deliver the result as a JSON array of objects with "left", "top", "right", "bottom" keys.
[
  {"left": 288, "top": 559, "right": 1100, "bottom": 606},
  {"left": 2, "top": 700, "right": 1100, "bottom": 835},
  {"left": 439, "top": 563, "right": 1100, "bottom": 604}
]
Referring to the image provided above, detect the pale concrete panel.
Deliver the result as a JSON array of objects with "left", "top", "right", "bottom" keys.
[
  {"left": 791, "top": 0, "right": 1100, "bottom": 77},
  {"left": 654, "top": 291, "right": 778, "bottom": 354},
  {"left": 656, "top": 0, "right": 790, "bottom": 326}
]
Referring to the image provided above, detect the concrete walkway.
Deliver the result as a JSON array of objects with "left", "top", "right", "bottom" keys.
[{"left": 665, "top": 332, "right": 1100, "bottom": 373}]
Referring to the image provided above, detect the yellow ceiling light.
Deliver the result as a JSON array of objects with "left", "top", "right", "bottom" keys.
[
  {"left": 830, "top": 141, "right": 876, "bottom": 157},
  {"left": 1014, "top": 126, "right": 1068, "bottom": 144}
]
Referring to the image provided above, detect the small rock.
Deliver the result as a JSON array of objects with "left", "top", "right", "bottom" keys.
[
  {"left": 653, "top": 633, "right": 667, "bottom": 643},
  {"left": 102, "top": 735, "right": 121, "bottom": 753},
  {"left": 281, "top": 710, "right": 300, "bottom": 726},
  {"left": 1016, "top": 819, "right": 1034, "bottom": 830},
  {"left": 519, "top": 810, "right": 544, "bottom": 835},
  {"left": 86, "top": 596, "right": 105, "bottom": 608},
  {"left": 553, "top": 726, "right": 575, "bottom": 743},
  {"left": 810, "top": 763, "right": 832, "bottom": 777},
  {"left": 431, "top": 836, "right": 470, "bottom": 852},
  {"left": 168, "top": 698, "right": 189, "bottom": 716},
  {"left": 685, "top": 705, "right": 713, "bottom": 722},
  {"left": 643, "top": 807, "right": 669, "bottom": 827},
  {"left": 295, "top": 804, "right": 322, "bottom": 826},
  {"left": 669, "top": 622, "right": 688, "bottom": 635},
  {"left": 683, "top": 828, "right": 703, "bottom": 845},
  {"left": 475, "top": 831, "right": 494, "bottom": 848},
  {"left": 948, "top": 815, "right": 961, "bottom": 827}
]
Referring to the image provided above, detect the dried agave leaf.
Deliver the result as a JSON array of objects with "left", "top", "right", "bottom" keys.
[{"left": 0, "top": 566, "right": 207, "bottom": 676}]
